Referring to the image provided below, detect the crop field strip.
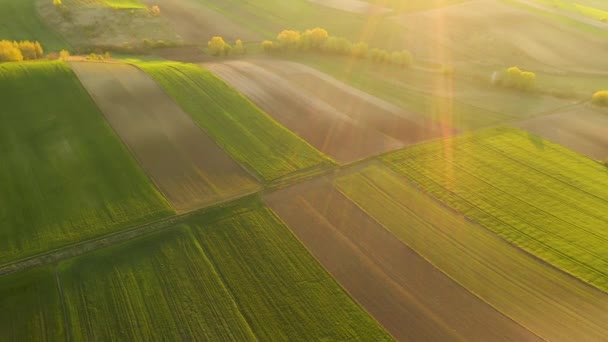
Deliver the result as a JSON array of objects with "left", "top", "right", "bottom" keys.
[
  {"left": 0, "top": 266, "right": 66, "bottom": 340},
  {"left": 0, "top": 61, "right": 173, "bottom": 265},
  {"left": 67, "top": 0, "right": 146, "bottom": 8},
  {"left": 136, "top": 61, "right": 334, "bottom": 183},
  {"left": 383, "top": 127, "right": 608, "bottom": 293},
  {"left": 0, "top": 0, "right": 68, "bottom": 51},
  {"left": 56, "top": 198, "right": 390, "bottom": 340},
  {"left": 205, "top": 60, "right": 404, "bottom": 163},
  {"left": 265, "top": 178, "right": 539, "bottom": 341},
  {"left": 335, "top": 164, "right": 608, "bottom": 341},
  {"left": 70, "top": 61, "right": 260, "bottom": 213},
  {"left": 254, "top": 59, "right": 449, "bottom": 144}
]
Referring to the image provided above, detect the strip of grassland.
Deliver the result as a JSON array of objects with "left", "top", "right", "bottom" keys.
[
  {"left": 58, "top": 197, "right": 390, "bottom": 340},
  {"left": 0, "top": 61, "right": 173, "bottom": 264},
  {"left": 136, "top": 61, "right": 334, "bottom": 182},
  {"left": 382, "top": 127, "right": 608, "bottom": 293},
  {"left": 0, "top": 0, "right": 68, "bottom": 51},
  {"left": 335, "top": 164, "right": 608, "bottom": 340},
  {"left": 69, "top": 0, "right": 145, "bottom": 8},
  {"left": 0, "top": 266, "right": 66, "bottom": 340}
]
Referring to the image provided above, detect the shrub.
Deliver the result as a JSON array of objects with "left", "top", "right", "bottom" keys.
[
  {"left": 233, "top": 39, "right": 245, "bottom": 55},
  {"left": 497, "top": 66, "right": 536, "bottom": 91},
  {"left": 261, "top": 40, "right": 275, "bottom": 53},
  {"left": 277, "top": 30, "right": 301, "bottom": 50},
  {"left": 351, "top": 42, "right": 368, "bottom": 58},
  {"left": 208, "top": 36, "right": 228, "bottom": 56},
  {"left": 322, "top": 36, "right": 352, "bottom": 55},
  {"left": 592, "top": 90, "right": 608, "bottom": 107},
  {"left": 53, "top": 0, "right": 62, "bottom": 6},
  {"left": 0, "top": 40, "right": 23, "bottom": 62},
  {"left": 59, "top": 49, "right": 70, "bottom": 60},
  {"left": 17, "top": 41, "right": 41, "bottom": 60},
  {"left": 150, "top": 5, "right": 160, "bottom": 16},
  {"left": 370, "top": 48, "right": 390, "bottom": 63},
  {"left": 390, "top": 50, "right": 412, "bottom": 68}
]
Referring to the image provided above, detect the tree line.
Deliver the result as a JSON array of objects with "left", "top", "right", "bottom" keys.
[{"left": 0, "top": 40, "right": 44, "bottom": 62}]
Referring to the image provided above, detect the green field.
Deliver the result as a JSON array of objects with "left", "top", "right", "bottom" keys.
[
  {"left": 335, "top": 164, "right": 608, "bottom": 340},
  {"left": 0, "top": 266, "right": 66, "bottom": 340},
  {"left": 137, "top": 61, "right": 334, "bottom": 182},
  {"left": 529, "top": 0, "right": 608, "bottom": 21},
  {"left": 59, "top": 197, "right": 390, "bottom": 340},
  {"left": 288, "top": 55, "right": 572, "bottom": 129},
  {"left": 382, "top": 127, "right": 608, "bottom": 292},
  {"left": 0, "top": 61, "right": 173, "bottom": 264},
  {"left": 0, "top": 0, "right": 68, "bottom": 51}
]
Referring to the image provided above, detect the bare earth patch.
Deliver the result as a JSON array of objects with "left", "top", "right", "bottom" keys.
[
  {"left": 515, "top": 105, "right": 608, "bottom": 160},
  {"left": 205, "top": 60, "right": 433, "bottom": 163},
  {"left": 265, "top": 176, "right": 540, "bottom": 341},
  {"left": 308, "top": 0, "right": 391, "bottom": 15},
  {"left": 139, "top": 0, "right": 260, "bottom": 43},
  {"left": 70, "top": 62, "right": 259, "bottom": 212}
]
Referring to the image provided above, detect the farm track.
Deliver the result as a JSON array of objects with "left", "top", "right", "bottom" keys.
[
  {"left": 264, "top": 176, "right": 541, "bottom": 341},
  {"left": 70, "top": 61, "right": 260, "bottom": 212}
]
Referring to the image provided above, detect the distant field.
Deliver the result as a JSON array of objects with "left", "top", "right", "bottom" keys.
[
  {"left": 290, "top": 55, "right": 572, "bottom": 129},
  {"left": 0, "top": 61, "right": 172, "bottom": 264},
  {"left": 0, "top": 266, "right": 65, "bottom": 340},
  {"left": 528, "top": 0, "right": 608, "bottom": 21},
  {"left": 336, "top": 164, "right": 608, "bottom": 341},
  {"left": 383, "top": 127, "right": 608, "bottom": 292},
  {"left": 137, "top": 62, "right": 334, "bottom": 183},
  {"left": 0, "top": 0, "right": 68, "bottom": 51},
  {"left": 71, "top": 62, "right": 259, "bottom": 212},
  {"left": 363, "top": 0, "right": 467, "bottom": 12},
  {"left": 516, "top": 104, "right": 608, "bottom": 160},
  {"left": 60, "top": 198, "right": 390, "bottom": 340},
  {"left": 265, "top": 178, "right": 537, "bottom": 341}
]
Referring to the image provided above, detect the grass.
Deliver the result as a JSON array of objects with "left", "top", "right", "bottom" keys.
[
  {"left": 136, "top": 61, "right": 334, "bottom": 182},
  {"left": 287, "top": 54, "right": 572, "bottom": 129},
  {"left": 0, "top": 0, "right": 68, "bottom": 51},
  {"left": 59, "top": 197, "right": 390, "bottom": 340},
  {"left": 382, "top": 127, "right": 608, "bottom": 293},
  {"left": 0, "top": 61, "right": 173, "bottom": 264},
  {"left": 0, "top": 266, "right": 66, "bottom": 341},
  {"left": 335, "top": 164, "right": 608, "bottom": 339}
]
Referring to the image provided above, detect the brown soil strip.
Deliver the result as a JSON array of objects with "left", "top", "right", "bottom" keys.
[
  {"left": 205, "top": 60, "right": 404, "bottom": 163},
  {"left": 254, "top": 59, "right": 451, "bottom": 143},
  {"left": 264, "top": 178, "right": 540, "bottom": 341},
  {"left": 516, "top": 105, "right": 608, "bottom": 160},
  {"left": 139, "top": 0, "right": 261, "bottom": 43},
  {"left": 70, "top": 61, "right": 259, "bottom": 213}
]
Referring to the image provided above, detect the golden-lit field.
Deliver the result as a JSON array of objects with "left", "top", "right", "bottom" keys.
[{"left": 1, "top": 0, "right": 608, "bottom": 339}]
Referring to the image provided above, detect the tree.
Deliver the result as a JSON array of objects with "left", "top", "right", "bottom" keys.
[
  {"left": 233, "top": 39, "right": 245, "bottom": 55},
  {"left": 498, "top": 66, "right": 536, "bottom": 91},
  {"left": 150, "top": 5, "right": 160, "bottom": 16},
  {"left": 208, "top": 36, "right": 227, "bottom": 56},
  {"left": 59, "top": 49, "right": 70, "bottom": 61},
  {"left": 592, "top": 90, "right": 608, "bottom": 107},
  {"left": 277, "top": 30, "right": 301, "bottom": 50},
  {"left": 53, "top": 0, "right": 62, "bottom": 6},
  {"left": 351, "top": 42, "right": 368, "bottom": 58},
  {"left": 17, "top": 41, "right": 37, "bottom": 60},
  {"left": 390, "top": 50, "right": 412, "bottom": 68},
  {"left": 0, "top": 40, "right": 23, "bottom": 62},
  {"left": 322, "top": 36, "right": 352, "bottom": 55},
  {"left": 261, "top": 40, "right": 275, "bottom": 53},
  {"left": 370, "top": 48, "right": 390, "bottom": 63}
]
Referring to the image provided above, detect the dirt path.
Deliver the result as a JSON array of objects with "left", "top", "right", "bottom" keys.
[
  {"left": 70, "top": 62, "right": 259, "bottom": 212},
  {"left": 205, "top": 60, "right": 410, "bottom": 163},
  {"left": 265, "top": 178, "right": 541, "bottom": 341},
  {"left": 515, "top": 105, "right": 608, "bottom": 160},
  {"left": 139, "top": 0, "right": 260, "bottom": 43}
]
